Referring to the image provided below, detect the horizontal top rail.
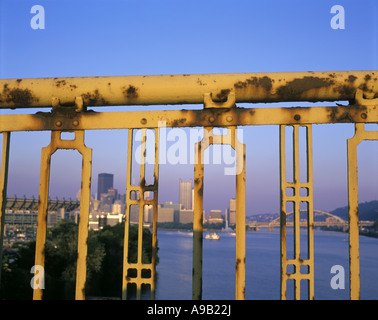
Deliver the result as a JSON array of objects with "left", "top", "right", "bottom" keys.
[{"left": 0, "top": 71, "right": 377, "bottom": 109}]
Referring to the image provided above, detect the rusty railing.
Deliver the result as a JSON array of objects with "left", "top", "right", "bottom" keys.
[{"left": 0, "top": 70, "right": 377, "bottom": 300}]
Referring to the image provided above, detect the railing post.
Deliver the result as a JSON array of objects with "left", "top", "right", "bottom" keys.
[
  {"left": 279, "top": 125, "right": 314, "bottom": 300},
  {"left": 33, "top": 130, "right": 92, "bottom": 300},
  {"left": 193, "top": 134, "right": 204, "bottom": 300},
  {"left": 347, "top": 123, "right": 378, "bottom": 300},
  {"left": 192, "top": 127, "right": 245, "bottom": 300},
  {"left": 122, "top": 128, "right": 159, "bottom": 300},
  {"left": 0, "top": 132, "right": 11, "bottom": 295}
]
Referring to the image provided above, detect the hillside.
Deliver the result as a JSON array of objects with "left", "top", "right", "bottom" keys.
[
  {"left": 330, "top": 200, "right": 378, "bottom": 221},
  {"left": 247, "top": 201, "right": 378, "bottom": 222}
]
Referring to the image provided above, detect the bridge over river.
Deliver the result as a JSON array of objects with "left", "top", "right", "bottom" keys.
[{"left": 247, "top": 210, "right": 374, "bottom": 232}]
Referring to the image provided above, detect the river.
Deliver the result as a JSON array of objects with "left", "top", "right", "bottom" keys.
[{"left": 153, "top": 229, "right": 378, "bottom": 300}]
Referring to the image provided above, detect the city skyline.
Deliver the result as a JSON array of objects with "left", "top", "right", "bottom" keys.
[
  {"left": 1, "top": 1, "right": 377, "bottom": 215},
  {"left": 95, "top": 175, "right": 233, "bottom": 218},
  {"left": 4, "top": 154, "right": 378, "bottom": 217}
]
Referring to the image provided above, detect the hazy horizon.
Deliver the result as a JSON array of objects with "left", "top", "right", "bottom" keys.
[{"left": 1, "top": 1, "right": 377, "bottom": 215}]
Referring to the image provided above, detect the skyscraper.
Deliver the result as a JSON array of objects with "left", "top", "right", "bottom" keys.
[
  {"left": 97, "top": 173, "right": 114, "bottom": 200},
  {"left": 229, "top": 198, "right": 236, "bottom": 225},
  {"left": 179, "top": 179, "right": 193, "bottom": 210}
]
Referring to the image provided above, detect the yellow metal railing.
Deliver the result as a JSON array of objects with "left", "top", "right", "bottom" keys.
[{"left": 0, "top": 70, "right": 378, "bottom": 300}]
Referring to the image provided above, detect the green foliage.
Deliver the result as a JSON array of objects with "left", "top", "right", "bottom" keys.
[{"left": 1, "top": 219, "right": 158, "bottom": 300}]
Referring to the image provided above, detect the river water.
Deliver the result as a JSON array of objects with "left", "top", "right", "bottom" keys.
[{"left": 154, "top": 229, "right": 378, "bottom": 300}]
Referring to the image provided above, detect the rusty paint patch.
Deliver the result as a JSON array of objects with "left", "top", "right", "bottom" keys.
[
  {"left": 81, "top": 89, "right": 108, "bottom": 106},
  {"left": 358, "top": 82, "right": 376, "bottom": 97},
  {"left": 276, "top": 77, "right": 334, "bottom": 99},
  {"left": 197, "top": 78, "right": 207, "bottom": 86},
  {"left": 348, "top": 75, "right": 357, "bottom": 83},
  {"left": 327, "top": 105, "right": 366, "bottom": 123},
  {"left": 123, "top": 85, "right": 139, "bottom": 99},
  {"left": 216, "top": 89, "right": 231, "bottom": 102},
  {"left": 55, "top": 80, "right": 67, "bottom": 87},
  {"left": 358, "top": 83, "right": 369, "bottom": 92},
  {"left": 336, "top": 112, "right": 354, "bottom": 123},
  {"left": 236, "top": 258, "right": 241, "bottom": 271},
  {"left": 0, "top": 84, "right": 39, "bottom": 106},
  {"left": 194, "top": 177, "right": 203, "bottom": 195},
  {"left": 234, "top": 76, "right": 273, "bottom": 92},
  {"left": 334, "top": 84, "right": 355, "bottom": 96},
  {"left": 170, "top": 118, "right": 186, "bottom": 127}
]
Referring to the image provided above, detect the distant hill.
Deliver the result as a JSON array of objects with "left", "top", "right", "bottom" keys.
[
  {"left": 330, "top": 200, "right": 378, "bottom": 221},
  {"left": 247, "top": 200, "right": 378, "bottom": 222}
]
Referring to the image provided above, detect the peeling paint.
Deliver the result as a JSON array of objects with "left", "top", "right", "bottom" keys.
[
  {"left": 276, "top": 77, "right": 334, "bottom": 99},
  {"left": 216, "top": 89, "right": 231, "bottom": 102},
  {"left": 234, "top": 76, "right": 273, "bottom": 92},
  {"left": 123, "top": 85, "right": 139, "bottom": 99},
  {"left": 0, "top": 84, "right": 39, "bottom": 106},
  {"left": 81, "top": 89, "right": 108, "bottom": 106}
]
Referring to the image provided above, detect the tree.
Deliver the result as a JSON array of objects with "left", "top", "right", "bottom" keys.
[
  {"left": 1, "top": 220, "right": 158, "bottom": 300},
  {"left": 86, "top": 223, "right": 159, "bottom": 298}
]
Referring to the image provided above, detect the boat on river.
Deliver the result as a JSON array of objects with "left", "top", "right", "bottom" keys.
[{"left": 205, "top": 232, "right": 220, "bottom": 240}]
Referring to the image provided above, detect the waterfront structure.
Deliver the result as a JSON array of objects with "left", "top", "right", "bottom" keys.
[
  {"left": 179, "top": 209, "right": 193, "bottom": 224},
  {"left": 89, "top": 212, "right": 123, "bottom": 230},
  {"left": 208, "top": 209, "right": 224, "bottom": 224},
  {"left": 160, "top": 201, "right": 181, "bottom": 223},
  {"left": 157, "top": 206, "right": 174, "bottom": 223}
]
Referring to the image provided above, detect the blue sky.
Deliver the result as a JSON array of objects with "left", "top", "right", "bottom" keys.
[{"left": 0, "top": 0, "right": 377, "bottom": 215}]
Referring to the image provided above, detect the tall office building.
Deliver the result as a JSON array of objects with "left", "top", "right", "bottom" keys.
[
  {"left": 209, "top": 209, "right": 223, "bottom": 224},
  {"left": 229, "top": 198, "right": 236, "bottom": 225},
  {"left": 179, "top": 179, "right": 193, "bottom": 210},
  {"left": 97, "top": 173, "right": 114, "bottom": 200}
]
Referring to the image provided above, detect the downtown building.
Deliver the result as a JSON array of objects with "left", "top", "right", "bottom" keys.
[
  {"left": 97, "top": 173, "right": 114, "bottom": 200},
  {"left": 89, "top": 173, "right": 125, "bottom": 230},
  {"left": 178, "top": 179, "right": 194, "bottom": 224}
]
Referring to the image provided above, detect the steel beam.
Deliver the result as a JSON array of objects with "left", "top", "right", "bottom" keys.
[
  {"left": 0, "top": 71, "right": 377, "bottom": 109},
  {"left": 1, "top": 104, "right": 377, "bottom": 133}
]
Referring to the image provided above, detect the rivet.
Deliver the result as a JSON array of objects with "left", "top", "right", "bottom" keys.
[
  {"left": 209, "top": 116, "right": 215, "bottom": 123},
  {"left": 294, "top": 114, "right": 301, "bottom": 121},
  {"left": 72, "top": 120, "right": 79, "bottom": 126},
  {"left": 55, "top": 120, "right": 62, "bottom": 127},
  {"left": 361, "top": 113, "right": 367, "bottom": 119},
  {"left": 226, "top": 116, "right": 233, "bottom": 122},
  {"left": 141, "top": 118, "right": 147, "bottom": 125}
]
